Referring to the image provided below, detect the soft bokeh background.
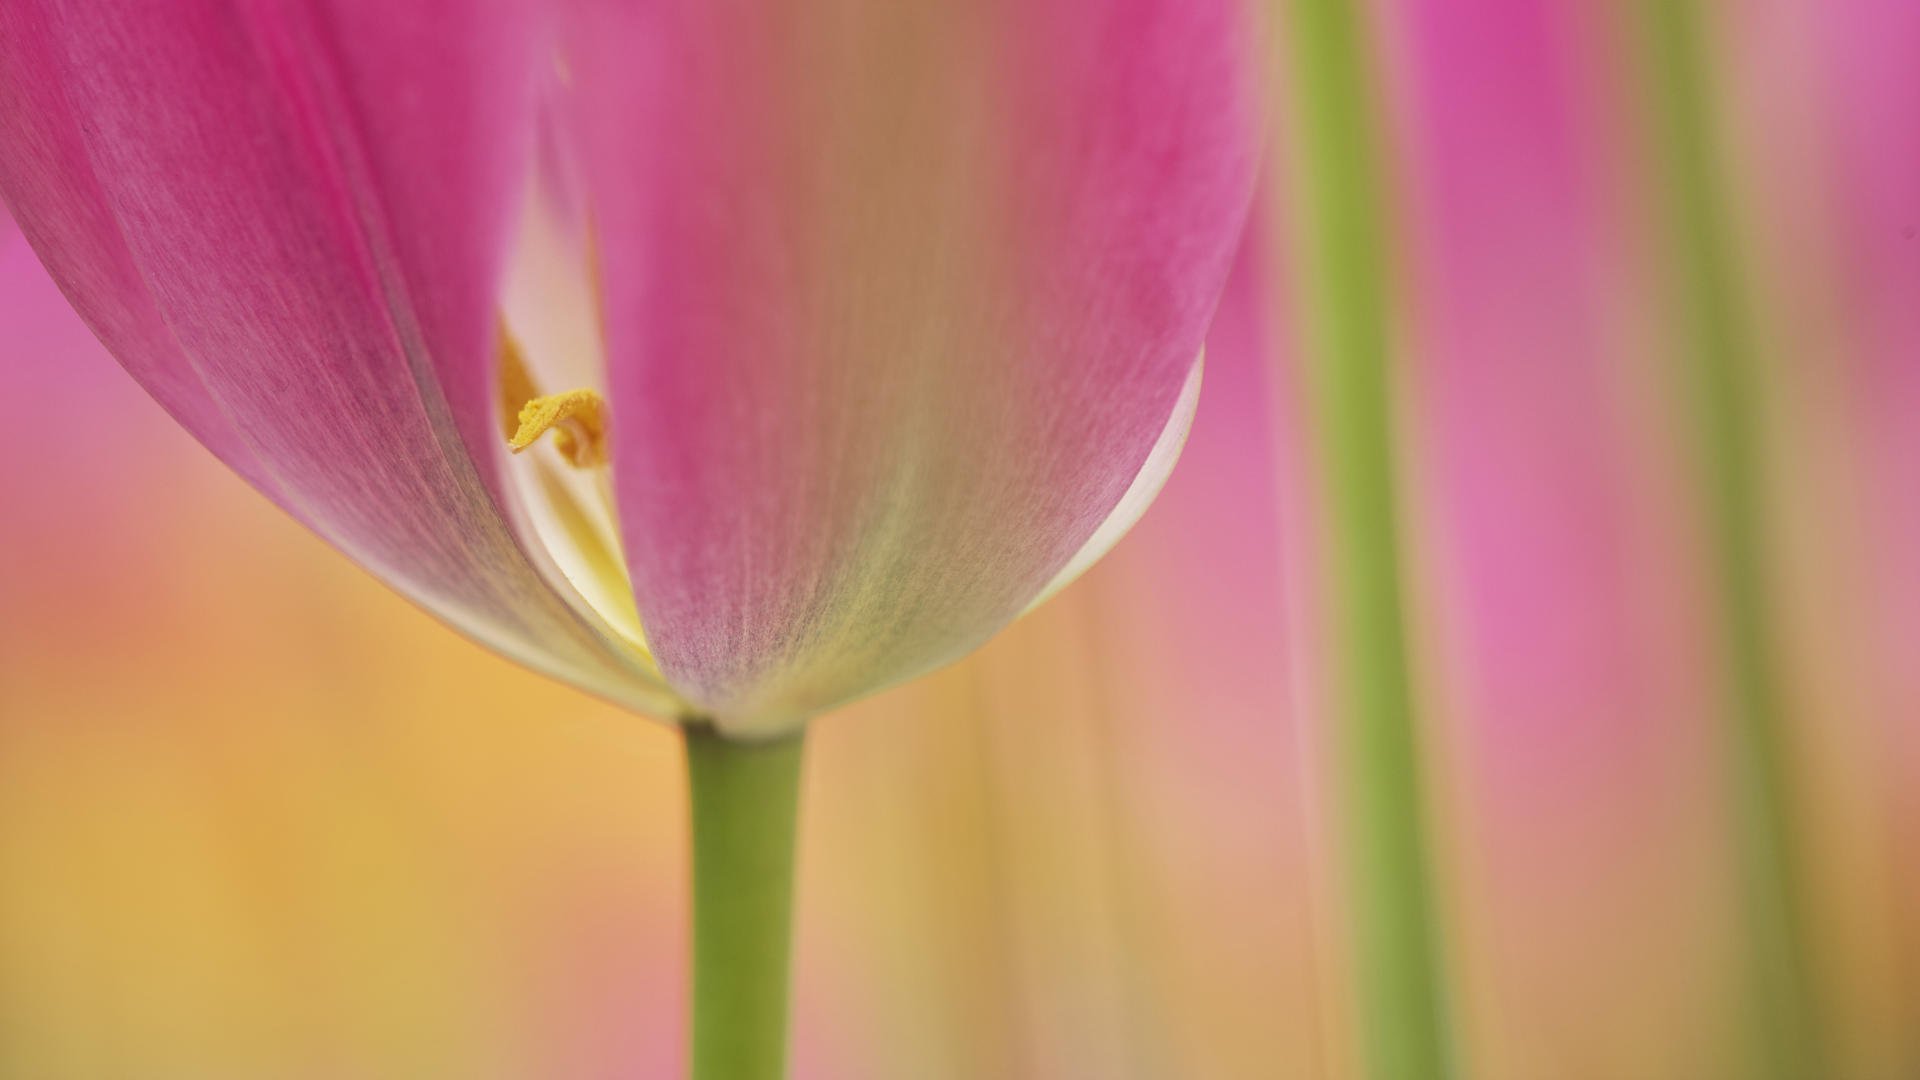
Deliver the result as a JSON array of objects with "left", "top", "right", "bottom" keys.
[{"left": 2, "top": 1, "right": 1915, "bottom": 1077}]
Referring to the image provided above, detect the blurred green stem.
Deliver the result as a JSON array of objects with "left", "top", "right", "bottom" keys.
[
  {"left": 686, "top": 724, "right": 806, "bottom": 1080},
  {"left": 1280, "top": 2, "right": 1456, "bottom": 1078},
  {"left": 1629, "top": 3, "right": 1824, "bottom": 1077}
]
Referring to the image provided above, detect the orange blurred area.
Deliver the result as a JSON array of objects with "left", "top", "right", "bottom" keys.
[{"left": 0, "top": 230, "right": 691, "bottom": 1078}]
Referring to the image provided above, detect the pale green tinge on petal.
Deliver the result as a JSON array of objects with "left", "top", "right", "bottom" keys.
[
  {"left": 691, "top": 353, "right": 1207, "bottom": 743},
  {"left": 1022, "top": 352, "right": 1205, "bottom": 615}
]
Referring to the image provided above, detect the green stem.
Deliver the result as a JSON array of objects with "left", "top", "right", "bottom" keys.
[
  {"left": 685, "top": 724, "right": 806, "bottom": 1080},
  {"left": 1280, "top": 2, "right": 1456, "bottom": 1078},
  {"left": 1628, "top": 3, "right": 1824, "bottom": 1076}
]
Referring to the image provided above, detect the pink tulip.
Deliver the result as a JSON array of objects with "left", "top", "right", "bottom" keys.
[{"left": 0, "top": 0, "right": 1260, "bottom": 738}]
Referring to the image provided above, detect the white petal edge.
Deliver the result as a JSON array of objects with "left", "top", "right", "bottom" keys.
[{"left": 1021, "top": 350, "right": 1204, "bottom": 615}]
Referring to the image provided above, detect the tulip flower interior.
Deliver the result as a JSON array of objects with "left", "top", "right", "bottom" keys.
[{"left": 494, "top": 184, "right": 659, "bottom": 679}]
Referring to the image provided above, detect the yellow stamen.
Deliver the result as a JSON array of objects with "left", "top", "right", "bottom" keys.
[
  {"left": 499, "top": 324, "right": 609, "bottom": 467},
  {"left": 510, "top": 388, "right": 609, "bottom": 467}
]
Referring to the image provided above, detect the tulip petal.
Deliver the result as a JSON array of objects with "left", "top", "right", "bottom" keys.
[
  {"left": 0, "top": 0, "right": 674, "bottom": 712},
  {"left": 1023, "top": 352, "right": 1205, "bottom": 615},
  {"left": 563, "top": 0, "right": 1260, "bottom": 733},
  {"left": 0, "top": 4, "right": 280, "bottom": 498}
]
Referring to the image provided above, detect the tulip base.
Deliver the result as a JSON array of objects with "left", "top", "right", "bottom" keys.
[{"left": 685, "top": 723, "right": 806, "bottom": 1080}]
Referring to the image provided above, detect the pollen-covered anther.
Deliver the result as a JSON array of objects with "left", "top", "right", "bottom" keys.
[{"left": 509, "top": 388, "right": 609, "bottom": 467}]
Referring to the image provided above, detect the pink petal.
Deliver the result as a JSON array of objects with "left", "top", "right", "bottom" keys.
[
  {"left": 0, "top": 0, "right": 670, "bottom": 711},
  {"left": 562, "top": 0, "right": 1261, "bottom": 733}
]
